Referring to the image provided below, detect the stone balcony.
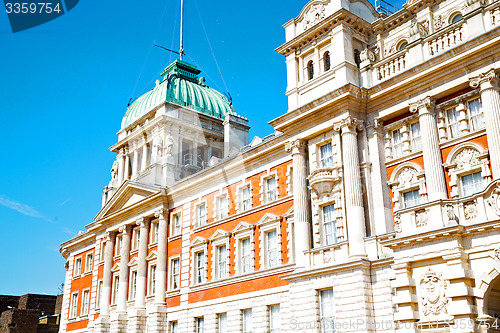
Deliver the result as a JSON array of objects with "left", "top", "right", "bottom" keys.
[
  {"left": 394, "top": 180, "right": 500, "bottom": 237},
  {"left": 307, "top": 167, "right": 342, "bottom": 196}
]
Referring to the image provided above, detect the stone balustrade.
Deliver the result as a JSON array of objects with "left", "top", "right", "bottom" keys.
[
  {"left": 427, "top": 21, "right": 465, "bottom": 57},
  {"left": 374, "top": 50, "right": 407, "bottom": 82},
  {"left": 394, "top": 180, "right": 500, "bottom": 237}
]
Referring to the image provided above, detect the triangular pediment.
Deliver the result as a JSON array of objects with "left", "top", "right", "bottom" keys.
[
  {"left": 96, "top": 181, "right": 161, "bottom": 221},
  {"left": 209, "top": 229, "right": 229, "bottom": 241},
  {"left": 146, "top": 251, "right": 157, "bottom": 261},
  {"left": 128, "top": 257, "right": 138, "bottom": 267},
  {"left": 232, "top": 222, "right": 254, "bottom": 234},
  {"left": 111, "top": 263, "right": 120, "bottom": 272},
  {"left": 190, "top": 236, "right": 207, "bottom": 247},
  {"left": 256, "top": 213, "right": 280, "bottom": 227}
]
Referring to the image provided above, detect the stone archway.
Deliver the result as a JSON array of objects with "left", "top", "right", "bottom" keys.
[
  {"left": 477, "top": 255, "right": 500, "bottom": 331},
  {"left": 485, "top": 275, "right": 500, "bottom": 319}
]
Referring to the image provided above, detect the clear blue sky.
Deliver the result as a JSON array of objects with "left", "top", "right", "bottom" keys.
[{"left": 0, "top": 0, "right": 405, "bottom": 296}]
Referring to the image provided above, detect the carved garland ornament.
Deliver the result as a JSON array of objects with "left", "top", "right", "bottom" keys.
[
  {"left": 303, "top": 4, "right": 326, "bottom": 31},
  {"left": 487, "top": 183, "right": 500, "bottom": 216},
  {"left": 454, "top": 148, "right": 480, "bottom": 169},
  {"left": 463, "top": 201, "right": 478, "bottom": 220},
  {"left": 415, "top": 209, "right": 428, "bottom": 227},
  {"left": 420, "top": 268, "right": 449, "bottom": 316},
  {"left": 397, "top": 167, "right": 418, "bottom": 187}
]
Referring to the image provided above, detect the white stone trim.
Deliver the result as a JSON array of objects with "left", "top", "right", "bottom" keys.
[
  {"left": 190, "top": 237, "right": 208, "bottom": 285},
  {"left": 384, "top": 115, "right": 421, "bottom": 161},
  {"left": 193, "top": 198, "right": 209, "bottom": 228},
  {"left": 388, "top": 162, "right": 427, "bottom": 210},
  {"left": 444, "top": 142, "right": 491, "bottom": 198},
  {"left": 210, "top": 231, "right": 230, "bottom": 281},
  {"left": 213, "top": 190, "right": 230, "bottom": 221},
  {"left": 285, "top": 163, "right": 293, "bottom": 196},
  {"left": 310, "top": 184, "right": 345, "bottom": 246},
  {"left": 259, "top": 170, "right": 279, "bottom": 205},
  {"left": 235, "top": 181, "right": 253, "bottom": 214},
  {"left": 168, "top": 255, "right": 181, "bottom": 291}
]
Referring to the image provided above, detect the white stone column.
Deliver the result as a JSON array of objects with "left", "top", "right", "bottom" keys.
[
  {"left": 154, "top": 209, "right": 168, "bottom": 304},
  {"left": 101, "top": 231, "right": 115, "bottom": 316},
  {"left": 470, "top": 69, "right": 500, "bottom": 178},
  {"left": 335, "top": 116, "right": 367, "bottom": 259},
  {"left": 141, "top": 135, "right": 148, "bottom": 173},
  {"left": 124, "top": 148, "right": 130, "bottom": 181},
  {"left": 366, "top": 119, "right": 394, "bottom": 234},
  {"left": 117, "top": 150, "right": 125, "bottom": 186},
  {"left": 314, "top": 45, "right": 321, "bottom": 75},
  {"left": 410, "top": 97, "right": 448, "bottom": 200},
  {"left": 117, "top": 225, "right": 131, "bottom": 313},
  {"left": 135, "top": 218, "right": 149, "bottom": 308},
  {"left": 298, "top": 54, "right": 304, "bottom": 83},
  {"left": 132, "top": 149, "right": 139, "bottom": 178},
  {"left": 285, "top": 139, "right": 311, "bottom": 267}
]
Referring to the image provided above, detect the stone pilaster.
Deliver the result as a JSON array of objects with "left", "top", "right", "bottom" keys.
[
  {"left": 470, "top": 69, "right": 500, "bottom": 178},
  {"left": 366, "top": 119, "right": 394, "bottom": 235},
  {"left": 94, "top": 231, "right": 115, "bottom": 332},
  {"left": 132, "top": 148, "right": 139, "bottom": 179},
  {"left": 410, "top": 97, "right": 448, "bottom": 201},
  {"left": 334, "top": 116, "right": 367, "bottom": 259},
  {"left": 117, "top": 150, "right": 125, "bottom": 186},
  {"left": 124, "top": 147, "right": 130, "bottom": 181},
  {"left": 285, "top": 139, "right": 311, "bottom": 267}
]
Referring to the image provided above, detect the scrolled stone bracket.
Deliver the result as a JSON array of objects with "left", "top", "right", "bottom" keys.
[{"left": 469, "top": 69, "right": 500, "bottom": 92}]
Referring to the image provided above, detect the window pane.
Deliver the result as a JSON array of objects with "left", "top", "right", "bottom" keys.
[
  {"left": 218, "top": 245, "right": 227, "bottom": 278},
  {"left": 392, "top": 129, "right": 402, "bottom": 157},
  {"left": 270, "top": 305, "right": 281, "bottom": 333},
  {"left": 322, "top": 204, "right": 337, "bottom": 245},
  {"left": 320, "top": 289, "right": 335, "bottom": 333},
  {"left": 242, "top": 187, "right": 252, "bottom": 211},
  {"left": 242, "top": 238, "right": 251, "bottom": 273},
  {"left": 403, "top": 189, "right": 421, "bottom": 208},
  {"left": 469, "top": 98, "right": 484, "bottom": 131},
  {"left": 447, "top": 108, "right": 460, "bottom": 138},
  {"left": 410, "top": 122, "right": 421, "bottom": 151},
  {"left": 321, "top": 143, "right": 333, "bottom": 168},
  {"left": 196, "top": 252, "right": 205, "bottom": 283},
  {"left": 197, "top": 318, "right": 204, "bottom": 333},
  {"left": 267, "top": 177, "right": 278, "bottom": 202},
  {"left": 462, "top": 172, "right": 484, "bottom": 196},
  {"left": 243, "top": 309, "right": 253, "bottom": 333},
  {"left": 267, "top": 230, "right": 278, "bottom": 268},
  {"left": 219, "top": 313, "right": 227, "bottom": 333}
]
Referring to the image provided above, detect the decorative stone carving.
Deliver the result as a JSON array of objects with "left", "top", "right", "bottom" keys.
[
  {"left": 409, "top": 22, "right": 428, "bottom": 37},
  {"left": 494, "top": 248, "right": 500, "bottom": 261},
  {"left": 464, "top": 201, "right": 478, "bottom": 220},
  {"left": 360, "top": 49, "right": 376, "bottom": 63},
  {"left": 419, "top": 268, "right": 449, "bottom": 316},
  {"left": 111, "top": 160, "right": 118, "bottom": 181},
  {"left": 454, "top": 148, "right": 480, "bottom": 169},
  {"left": 434, "top": 15, "right": 445, "bottom": 30},
  {"left": 153, "top": 136, "right": 163, "bottom": 157},
  {"left": 164, "top": 134, "right": 174, "bottom": 156},
  {"left": 308, "top": 167, "right": 342, "bottom": 196},
  {"left": 303, "top": 4, "right": 326, "bottom": 31},
  {"left": 323, "top": 250, "right": 332, "bottom": 263},
  {"left": 397, "top": 167, "right": 418, "bottom": 187},
  {"left": 383, "top": 43, "right": 396, "bottom": 57},
  {"left": 394, "top": 213, "right": 402, "bottom": 233},
  {"left": 415, "top": 209, "right": 428, "bottom": 227},
  {"left": 487, "top": 183, "right": 500, "bottom": 216},
  {"left": 285, "top": 139, "right": 307, "bottom": 153},
  {"left": 409, "top": 96, "right": 436, "bottom": 113},
  {"left": 470, "top": 69, "right": 499, "bottom": 89},
  {"left": 333, "top": 115, "right": 363, "bottom": 132}
]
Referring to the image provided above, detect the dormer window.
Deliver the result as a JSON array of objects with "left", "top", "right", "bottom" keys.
[
  {"left": 308, "top": 61, "right": 314, "bottom": 80},
  {"left": 398, "top": 41, "right": 408, "bottom": 51},
  {"left": 324, "top": 52, "right": 331, "bottom": 71}
]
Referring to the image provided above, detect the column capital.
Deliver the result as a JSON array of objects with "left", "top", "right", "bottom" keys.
[
  {"left": 333, "top": 115, "right": 363, "bottom": 134},
  {"left": 470, "top": 69, "right": 499, "bottom": 91},
  {"left": 118, "top": 224, "right": 132, "bottom": 234},
  {"left": 105, "top": 230, "right": 117, "bottom": 241},
  {"left": 154, "top": 208, "right": 168, "bottom": 219},
  {"left": 136, "top": 217, "right": 150, "bottom": 228},
  {"left": 285, "top": 139, "right": 307, "bottom": 155},
  {"left": 409, "top": 96, "right": 436, "bottom": 115},
  {"left": 366, "top": 118, "right": 384, "bottom": 136}
]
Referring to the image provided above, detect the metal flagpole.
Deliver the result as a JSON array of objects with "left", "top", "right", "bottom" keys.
[{"left": 180, "top": 0, "right": 184, "bottom": 60}]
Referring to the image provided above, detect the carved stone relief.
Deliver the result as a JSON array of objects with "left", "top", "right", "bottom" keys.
[
  {"left": 454, "top": 148, "right": 480, "bottom": 169},
  {"left": 164, "top": 134, "right": 174, "bottom": 156},
  {"left": 487, "top": 183, "right": 500, "bottom": 216},
  {"left": 394, "top": 213, "right": 402, "bottom": 233},
  {"left": 419, "top": 268, "right": 449, "bottom": 316},
  {"left": 397, "top": 167, "right": 418, "bottom": 187},
  {"left": 303, "top": 4, "right": 326, "bottom": 31},
  {"left": 463, "top": 201, "right": 478, "bottom": 220},
  {"left": 434, "top": 15, "right": 445, "bottom": 30},
  {"left": 415, "top": 209, "right": 428, "bottom": 227}
]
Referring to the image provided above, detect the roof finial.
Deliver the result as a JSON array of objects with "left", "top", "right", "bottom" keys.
[{"left": 180, "top": 0, "right": 184, "bottom": 61}]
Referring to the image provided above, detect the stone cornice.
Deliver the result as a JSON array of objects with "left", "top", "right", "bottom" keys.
[
  {"left": 281, "top": 258, "right": 372, "bottom": 281},
  {"left": 276, "top": 9, "right": 373, "bottom": 56}
]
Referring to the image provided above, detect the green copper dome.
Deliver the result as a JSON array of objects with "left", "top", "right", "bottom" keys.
[{"left": 121, "top": 60, "right": 236, "bottom": 129}]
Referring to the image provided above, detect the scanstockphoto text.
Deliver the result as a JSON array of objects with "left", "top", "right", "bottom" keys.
[{"left": 288, "top": 317, "right": 499, "bottom": 331}]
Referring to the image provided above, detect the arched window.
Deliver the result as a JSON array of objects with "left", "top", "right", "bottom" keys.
[
  {"left": 450, "top": 12, "right": 463, "bottom": 24},
  {"left": 354, "top": 49, "right": 361, "bottom": 68},
  {"left": 308, "top": 60, "right": 314, "bottom": 80},
  {"left": 398, "top": 40, "right": 408, "bottom": 51},
  {"left": 324, "top": 52, "right": 331, "bottom": 71}
]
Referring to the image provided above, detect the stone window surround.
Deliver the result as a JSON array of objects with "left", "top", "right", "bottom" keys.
[
  {"left": 127, "top": 258, "right": 138, "bottom": 302},
  {"left": 80, "top": 288, "right": 90, "bottom": 316},
  {"left": 384, "top": 115, "right": 421, "bottom": 161},
  {"left": 146, "top": 251, "right": 157, "bottom": 296},
  {"left": 168, "top": 255, "right": 181, "bottom": 291},
  {"left": 257, "top": 214, "right": 282, "bottom": 269},
  {"left": 443, "top": 142, "right": 491, "bottom": 198},
  {"left": 286, "top": 164, "right": 293, "bottom": 196},
  {"left": 209, "top": 229, "right": 230, "bottom": 280},
  {"left": 437, "top": 94, "right": 484, "bottom": 142},
  {"left": 95, "top": 279, "right": 103, "bottom": 309},
  {"left": 311, "top": 189, "right": 345, "bottom": 247},
  {"left": 235, "top": 181, "right": 253, "bottom": 214},
  {"left": 308, "top": 131, "right": 337, "bottom": 170},
  {"left": 193, "top": 199, "right": 208, "bottom": 228},
  {"left": 84, "top": 252, "right": 93, "bottom": 274},
  {"left": 190, "top": 237, "right": 208, "bottom": 285},
  {"left": 110, "top": 265, "right": 120, "bottom": 305},
  {"left": 149, "top": 218, "right": 159, "bottom": 245},
  {"left": 388, "top": 162, "right": 428, "bottom": 210},
  {"left": 73, "top": 256, "right": 82, "bottom": 278},
  {"left": 213, "top": 190, "right": 230, "bottom": 221},
  {"left": 114, "top": 234, "right": 122, "bottom": 258},
  {"left": 231, "top": 222, "right": 256, "bottom": 275},
  {"left": 131, "top": 226, "right": 140, "bottom": 252},
  {"left": 259, "top": 170, "right": 279, "bottom": 204},
  {"left": 70, "top": 291, "right": 79, "bottom": 319},
  {"left": 318, "top": 201, "right": 340, "bottom": 247},
  {"left": 170, "top": 211, "right": 182, "bottom": 237}
]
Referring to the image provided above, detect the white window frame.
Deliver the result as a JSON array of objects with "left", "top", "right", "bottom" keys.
[
  {"left": 218, "top": 313, "right": 227, "bottom": 333},
  {"left": 70, "top": 292, "right": 79, "bottom": 318},
  {"left": 190, "top": 237, "right": 208, "bottom": 285},
  {"left": 148, "top": 263, "right": 157, "bottom": 296},
  {"left": 232, "top": 222, "right": 255, "bottom": 275},
  {"left": 171, "top": 212, "right": 182, "bottom": 236},
  {"left": 319, "top": 142, "right": 334, "bottom": 168},
  {"left": 111, "top": 274, "right": 119, "bottom": 305},
  {"left": 257, "top": 214, "right": 282, "bottom": 269},
  {"left": 132, "top": 227, "right": 140, "bottom": 251},
  {"left": 260, "top": 171, "right": 279, "bottom": 204},
  {"left": 321, "top": 203, "right": 337, "bottom": 246},
  {"left": 81, "top": 288, "right": 90, "bottom": 316},
  {"left": 269, "top": 305, "right": 281, "bottom": 333},
  {"left": 169, "top": 256, "right": 181, "bottom": 290},
  {"left": 242, "top": 309, "right": 253, "bottom": 333},
  {"left": 115, "top": 235, "right": 123, "bottom": 257},
  {"left": 129, "top": 269, "right": 138, "bottom": 301},
  {"left": 85, "top": 253, "right": 93, "bottom": 273},
  {"left": 74, "top": 256, "right": 82, "bottom": 277},
  {"left": 388, "top": 163, "right": 427, "bottom": 210},
  {"left": 437, "top": 97, "right": 485, "bottom": 141},
  {"left": 384, "top": 116, "right": 422, "bottom": 160},
  {"left": 320, "top": 289, "right": 336, "bottom": 333},
  {"left": 444, "top": 143, "right": 491, "bottom": 198},
  {"left": 236, "top": 181, "right": 253, "bottom": 213},
  {"left": 214, "top": 192, "right": 229, "bottom": 221},
  {"left": 196, "top": 317, "right": 205, "bottom": 333},
  {"left": 209, "top": 229, "right": 230, "bottom": 280},
  {"left": 170, "top": 321, "right": 178, "bottom": 333},
  {"left": 96, "top": 280, "right": 103, "bottom": 309},
  {"left": 195, "top": 201, "right": 208, "bottom": 228}
]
